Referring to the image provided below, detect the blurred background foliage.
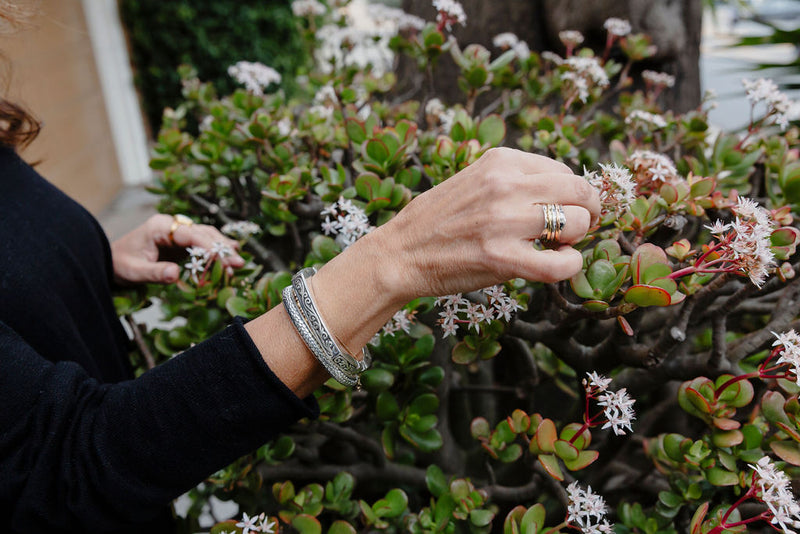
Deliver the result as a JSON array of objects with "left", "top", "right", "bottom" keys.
[{"left": 119, "top": 0, "right": 307, "bottom": 134}]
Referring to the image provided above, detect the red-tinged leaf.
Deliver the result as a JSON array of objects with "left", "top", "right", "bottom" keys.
[
  {"left": 772, "top": 227, "right": 800, "bottom": 247},
  {"left": 563, "top": 450, "right": 599, "bottom": 471},
  {"left": 617, "top": 316, "right": 634, "bottom": 336},
  {"left": 690, "top": 502, "right": 710, "bottom": 534},
  {"left": 771, "top": 441, "right": 800, "bottom": 465},
  {"left": 776, "top": 421, "right": 800, "bottom": 442},
  {"left": 535, "top": 419, "right": 557, "bottom": 453},
  {"left": 624, "top": 284, "right": 672, "bottom": 307},
  {"left": 660, "top": 182, "right": 679, "bottom": 204},
  {"left": 584, "top": 300, "right": 610, "bottom": 312},
  {"left": 538, "top": 454, "right": 564, "bottom": 481},
  {"left": 470, "top": 417, "right": 491, "bottom": 439},
  {"left": 712, "top": 417, "right": 741, "bottom": 431},
  {"left": 507, "top": 409, "right": 530, "bottom": 434},
  {"left": 631, "top": 243, "right": 668, "bottom": 285},
  {"left": 712, "top": 429, "right": 744, "bottom": 448},
  {"left": 554, "top": 439, "right": 579, "bottom": 461},
  {"left": 686, "top": 387, "right": 712, "bottom": 414}
]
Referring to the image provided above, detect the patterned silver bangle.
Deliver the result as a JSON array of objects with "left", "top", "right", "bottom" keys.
[
  {"left": 292, "top": 267, "right": 371, "bottom": 374},
  {"left": 282, "top": 285, "right": 360, "bottom": 387}
]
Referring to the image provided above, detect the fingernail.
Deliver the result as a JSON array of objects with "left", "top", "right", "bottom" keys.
[{"left": 163, "top": 264, "right": 179, "bottom": 282}]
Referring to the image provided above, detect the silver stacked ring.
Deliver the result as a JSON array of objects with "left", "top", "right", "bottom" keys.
[{"left": 540, "top": 203, "right": 566, "bottom": 247}]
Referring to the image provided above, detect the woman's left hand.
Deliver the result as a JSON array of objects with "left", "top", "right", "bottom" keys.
[{"left": 111, "top": 214, "right": 245, "bottom": 285}]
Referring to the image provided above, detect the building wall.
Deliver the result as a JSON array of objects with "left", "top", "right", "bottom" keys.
[{"left": 0, "top": 0, "right": 123, "bottom": 214}]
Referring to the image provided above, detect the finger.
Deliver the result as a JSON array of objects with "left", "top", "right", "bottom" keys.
[
  {"left": 527, "top": 204, "right": 592, "bottom": 246},
  {"left": 171, "top": 225, "right": 245, "bottom": 267},
  {"left": 118, "top": 258, "right": 180, "bottom": 285},
  {"left": 515, "top": 245, "right": 584, "bottom": 284},
  {"left": 516, "top": 173, "right": 601, "bottom": 224},
  {"left": 480, "top": 147, "right": 574, "bottom": 176}
]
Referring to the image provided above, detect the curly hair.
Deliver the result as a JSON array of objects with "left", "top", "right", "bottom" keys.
[{"left": 0, "top": 1, "right": 41, "bottom": 149}]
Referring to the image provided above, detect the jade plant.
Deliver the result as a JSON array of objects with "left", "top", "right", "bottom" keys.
[{"left": 115, "top": 0, "right": 800, "bottom": 532}]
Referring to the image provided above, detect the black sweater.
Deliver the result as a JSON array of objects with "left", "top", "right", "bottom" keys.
[{"left": 0, "top": 147, "right": 318, "bottom": 533}]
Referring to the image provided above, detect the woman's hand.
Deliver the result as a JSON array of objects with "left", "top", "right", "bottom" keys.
[
  {"left": 368, "top": 147, "right": 602, "bottom": 301},
  {"left": 110, "top": 214, "right": 244, "bottom": 285}
]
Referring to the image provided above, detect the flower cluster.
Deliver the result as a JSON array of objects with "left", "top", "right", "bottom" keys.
[
  {"left": 626, "top": 149, "right": 680, "bottom": 192},
  {"left": 491, "top": 32, "right": 531, "bottom": 61},
  {"left": 584, "top": 162, "right": 636, "bottom": 218},
  {"left": 221, "top": 220, "right": 261, "bottom": 240},
  {"left": 321, "top": 197, "right": 373, "bottom": 248},
  {"left": 584, "top": 372, "right": 636, "bottom": 436},
  {"left": 435, "top": 286, "right": 520, "bottom": 338},
  {"left": 706, "top": 196, "right": 776, "bottom": 287},
  {"left": 381, "top": 309, "right": 417, "bottom": 336},
  {"left": 558, "top": 30, "right": 585, "bottom": 51},
  {"left": 603, "top": 17, "right": 631, "bottom": 37},
  {"left": 772, "top": 329, "right": 800, "bottom": 383},
  {"left": 425, "top": 98, "right": 456, "bottom": 131},
  {"left": 227, "top": 61, "right": 281, "bottom": 95},
  {"left": 184, "top": 246, "right": 210, "bottom": 283},
  {"left": 562, "top": 56, "right": 609, "bottom": 103},
  {"left": 233, "top": 512, "right": 276, "bottom": 534},
  {"left": 751, "top": 456, "right": 800, "bottom": 533},
  {"left": 642, "top": 70, "right": 675, "bottom": 89},
  {"left": 743, "top": 78, "right": 793, "bottom": 131},
  {"left": 432, "top": 0, "right": 466, "bottom": 31},
  {"left": 566, "top": 481, "right": 614, "bottom": 533},
  {"left": 625, "top": 109, "right": 667, "bottom": 129},
  {"left": 291, "top": 0, "right": 326, "bottom": 17}
]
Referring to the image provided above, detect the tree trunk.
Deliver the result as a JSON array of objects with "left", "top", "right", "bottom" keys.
[{"left": 401, "top": 0, "right": 702, "bottom": 113}]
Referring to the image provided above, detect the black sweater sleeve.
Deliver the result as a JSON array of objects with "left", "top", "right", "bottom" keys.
[{"left": 0, "top": 317, "right": 318, "bottom": 533}]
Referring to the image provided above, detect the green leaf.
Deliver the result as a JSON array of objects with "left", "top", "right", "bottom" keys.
[
  {"left": 399, "top": 426, "right": 443, "bottom": 452},
  {"left": 712, "top": 429, "right": 744, "bottom": 448},
  {"left": 563, "top": 450, "right": 599, "bottom": 471},
  {"left": 470, "top": 509, "right": 495, "bottom": 527},
  {"left": 360, "top": 368, "right": 395, "bottom": 392},
  {"left": 663, "top": 434, "right": 687, "bottom": 462},
  {"left": 554, "top": 439, "right": 579, "bottom": 462},
  {"left": 706, "top": 467, "right": 738, "bottom": 486},
  {"left": 534, "top": 419, "right": 557, "bottom": 453},
  {"left": 409, "top": 393, "right": 439, "bottom": 415},
  {"left": 374, "top": 488, "right": 408, "bottom": 518},
  {"left": 365, "top": 139, "right": 390, "bottom": 164},
  {"left": 477, "top": 115, "right": 506, "bottom": 146},
  {"left": 292, "top": 514, "right": 322, "bottom": 534},
  {"left": 355, "top": 173, "right": 381, "bottom": 200},
  {"left": 452, "top": 340, "right": 478, "bottom": 364},
  {"left": 630, "top": 243, "right": 668, "bottom": 285},
  {"left": 225, "top": 296, "right": 252, "bottom": 318},
  {"left": 658, "top": 491, "right": 683, "bottom": 508},
  {"left": 328, "top": 520, "right": 357, "bottom": 534},
  {"left": 762, "top": 391, "right": 791, "bottom": 426},
  {"left": 426, "top": 464, "right": 448, "bottom": 497},
  {"left": 520, "top": 504, "right": 546, "bottom": 534},
  {"left": 742, "top": 424, "right": 764, "bottom": 449},
  {"left": 376, "top": 392, "right": 400, "bottom": 421}
]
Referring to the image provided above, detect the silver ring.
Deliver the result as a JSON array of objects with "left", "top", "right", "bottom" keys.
[{"left": 540, "top": 203, "right": 566, "bottom": 247}]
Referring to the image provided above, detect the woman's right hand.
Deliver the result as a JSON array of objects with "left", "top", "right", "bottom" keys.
[{"left": 370, "top": 147, "right": 601, "bottom": 301}]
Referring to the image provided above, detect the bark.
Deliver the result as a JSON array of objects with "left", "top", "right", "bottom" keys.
[{"left": 401, "top": 0, "right": 702, "bottom": 112}]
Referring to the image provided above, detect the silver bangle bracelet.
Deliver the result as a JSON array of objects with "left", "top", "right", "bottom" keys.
[
  {"left": 282, "top": 285, "right": 360, "bottom": 387},
  {"left": 292, "top": 267, "right": 371, "bottom": 374}
]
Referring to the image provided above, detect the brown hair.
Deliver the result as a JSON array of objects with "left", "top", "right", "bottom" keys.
[
  {"left": 0, "top": 98, "right": 40, "bottom": 149},
  {"left": 0, "top": 1, "right": 41, "bottom": 149}
]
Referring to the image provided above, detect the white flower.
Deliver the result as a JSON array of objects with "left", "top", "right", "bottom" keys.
[
  {"left": 743, "top": 78, "right": 794, "bottom": 131},
  {"left": 236, "top": 512, "right": 260, "bottom": 534},
  {"left": 625, "top": 109, "right": 667, "bottom": 129},
  {"left": 186, "top": 246, "right": 210, "bottom": 261},
  {"left": 292, "top": 0, "right": 326, "bottom": 17},
  {"left": 210, "top": 242, "right": 234, "bottom": 258},
  {"left": 559, "top": 30, "right": 585, "bottom": 48},
  {"left": 566, "top": 482, "right": 615, "bottom": 533},
  {"left": 382, "top": 309, "right": 415, "bottom": 336},
  {"left": 492, "top": 32, "right": 519, "bottom": 49},
  {"left": 227, "top": 61, "right": 281, "bottom": 96},
  {"left": 642, "top": 70, "right": 675, "bottom": 88},
  {"left": 752, "top": 456, "right": 800, "bottom": 533},
  {"left": 432, "top": 0, "right": 467, "bottom": 30},
  {"left": 313, "top": 22, "right": 396, "bottom": 77},
  {"left": 706, "top": 220, "right": 731, "bottom": 235},
  {"left": 562, "top": 56, "right": 609, "bottom": 103},
  {"left": 773, "top": 330, "right": 800, "bottom": 382},
  {"left": 541, "top": 51, "right": 564, "bottom": 65},
  {"left": 221, "top": 221, "right": 261, "bottom": 240},
  {"left": 584, "top": 372, "right": 613, "bottom": 392},
  {"left": 604, "top": 17, "right": 631, "bottom": 37},
  {"left": 721, "top": 196, "right": 777, "bottom": 287},
  {"left": 597, "top": 387, "right": 636, "bottom": 435},
  {"left": 277, "top": 117, "right": 292, "bottom": 137}
]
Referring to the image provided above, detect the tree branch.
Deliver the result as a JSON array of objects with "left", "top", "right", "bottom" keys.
[{"left": 124, "top": 314, "right": 156, "bottom": 370}]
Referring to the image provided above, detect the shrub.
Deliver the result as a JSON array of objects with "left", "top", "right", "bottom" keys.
[
  {"left": 117, "top": 1, "right": 800, "bottom": 532},
  {"left": 119, "top": 0, "right": 305, "bottom": 133}
]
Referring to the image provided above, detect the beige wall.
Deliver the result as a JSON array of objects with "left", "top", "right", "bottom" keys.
[{"left": 0, "top": 0, "right": 122, "bottom": 214}]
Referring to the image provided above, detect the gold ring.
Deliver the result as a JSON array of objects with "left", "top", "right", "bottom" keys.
[
  {"left": 169, "top": 214, "right": 194, "bottom": 243},
  {"left": 540, "top": 203, "right": 566, "bottom": 247}
]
